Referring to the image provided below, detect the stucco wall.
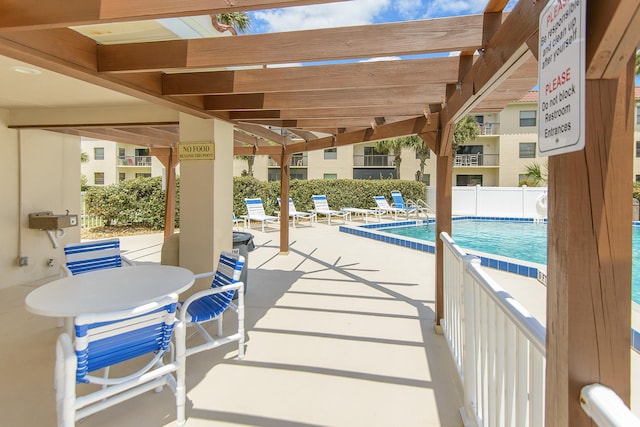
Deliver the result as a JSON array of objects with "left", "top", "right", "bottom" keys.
[{"left": 0, "top": 112, "right": 81, "bottom": 289}]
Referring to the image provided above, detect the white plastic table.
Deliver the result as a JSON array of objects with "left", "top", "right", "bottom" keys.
[
  {"left": 25, "top": 265, "right": 194, "bottom": 318},
  {"left": 341, "top": 208, "right": 382, "bottom": 223}
]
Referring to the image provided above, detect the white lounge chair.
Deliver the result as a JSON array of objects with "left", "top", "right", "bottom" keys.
[
  {"left": 373, "top": 195, "right": 409, "bottom": 220},
  {"left": 277, "top": 197, "right": 315, "bottom": 227},
  {"left": 242, "top": 198, "right": 279, "bottom": 232},
  {"left": 311, "top": 194, "right": 348, "bottom": 225}
]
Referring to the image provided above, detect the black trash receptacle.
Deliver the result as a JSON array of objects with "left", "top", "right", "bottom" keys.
[{"left": 232, "top": 231, "right": 255, "bottom": 294}]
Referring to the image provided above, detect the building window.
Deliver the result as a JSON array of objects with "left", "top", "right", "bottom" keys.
[
  {"left": 119, "top": 173, "right": 126, "bottom": 182},
  {"left": 456, "top": 175, "right": 483, "bottom": 186},
  {"left": 118, "top": 147, "right": 125, "bottom": 158},
  {"left": 474, "top": 115, "right": 484, "bottom": 125},
  {"left": 519, "top": 142, "right": 536, "bottom": 158},
  {"left": 324, "top": 148, "right": 337, "bottom": 160},
  {"left": 94, "top": 147, "right": 104, "bottom": 160},
  {"left": 94, "top": 172, "right": 104, "bottom": 185},
  {"left": 518, "top": 174, "right": 529, "bottom": 184},
  {"left": 323, "top": 173, "right": 337, "bottom": 179},
  {"left": 636, "top": 105, "right": 640, "bottom": 124},
  {"left": 519, "top": 110, "right": 536, "bottom": 127},
  {"left": 636, "top": 175, "right": 640, "bottom": 182},
  {"left": 636, "top": 141, "right": 640, "bottom": 158},
  {"left": 422, "top": 174, "right": 431, "bottom": 186},
  {"left": 135, "top": 173, "right": 151, "bottom": 178}
]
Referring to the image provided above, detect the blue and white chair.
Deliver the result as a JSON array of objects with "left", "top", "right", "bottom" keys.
[
  {"left": 55, "top": 294, "right": 185, "bottom": 426},
  {"left": 390, "top": 190, "right": 421, "bottom": 217},
  {"left": 62, "top": 238, "right": 135, "bottom": 276},
  {"left": 178, "top": 251, "right": 246, "bottom": 358},
  {"left": 277, "top": 197, "right": 315, "bottom": 227},
  {"left": 242, "top": 198, "right": 279, "bottom": 232},
  {"left": 373, "top": 195, "right": 408, "bottom": 220},
  {"left": 311, "top": 194, "right": 348, "bottom": 225}
]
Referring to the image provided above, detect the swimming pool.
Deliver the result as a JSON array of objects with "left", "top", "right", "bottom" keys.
[{"left": 340, "top": 218, "right": 640, "bottom": 304}]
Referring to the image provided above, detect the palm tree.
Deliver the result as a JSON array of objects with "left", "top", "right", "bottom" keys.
[
  {"left": 375, "top": 137, "right": 406, "bottom": 178},
  {"left": 452, "top": 115, "right": 480, "bottom": 155},
  {"left": 403, "top": 135, "right": 430, "bottom": 181},
  {"left": 521, "top": 162, "right": 547, "bottom": 186},
  {"left": 236, "top": 155, "right": 255, "bottom": 176},
  {"left": 636, "top": 49, "right": 640, "bottom": 75},
  {"left": 213, "top": 12, "right": 251, "bottom": 34}
]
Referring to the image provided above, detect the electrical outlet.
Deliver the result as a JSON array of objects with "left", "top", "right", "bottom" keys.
[
  {"left": 18, "top": 256, "right": 28, "bottom": 267},
  {"left": 48, "top": 258, "right": 55, "bottom": 268}
]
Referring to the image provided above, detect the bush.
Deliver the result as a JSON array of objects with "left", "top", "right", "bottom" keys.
[
  {"left": 85, "top": 177, "right": 180, "bottom": 229},
  {"left": 86, "top": 176, "right": 426, "bottom": 228}
]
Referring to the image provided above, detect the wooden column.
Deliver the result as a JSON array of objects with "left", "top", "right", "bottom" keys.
[
  {"left": 434, "top": 130, "right": 453, "bottom": 331},
  {"left": 279, "top": 151, "right": 291, "bottom": 254},
  {"left": 150, "top": 146, "right": 178, "bottom": 240},
  {"left": 545, "top": 59, "right": 634, "bottom": 425}
]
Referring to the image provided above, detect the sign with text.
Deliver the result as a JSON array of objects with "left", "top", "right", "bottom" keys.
[
  {"left": 537, "top": 0, "right": 585, "bottom": 157},
  {"left": 178, "top": 142, "right": 215, "bottom": 160}
]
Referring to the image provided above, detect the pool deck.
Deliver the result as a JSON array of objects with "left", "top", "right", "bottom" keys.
[{"left": 2, "top": 220, "right": 638, "bottom": 425}]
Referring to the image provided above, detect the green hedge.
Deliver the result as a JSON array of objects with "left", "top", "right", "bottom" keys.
[{"left": 86, "top": 176, "right": 426, "bottom": 228}]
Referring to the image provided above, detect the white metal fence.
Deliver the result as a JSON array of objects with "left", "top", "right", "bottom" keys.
[{"left": 80, "top": 191, "right": 102, "bottom": 228}]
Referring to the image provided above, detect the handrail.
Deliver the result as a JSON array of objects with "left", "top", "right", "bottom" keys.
[{"left": 581, "top": 384, "right": 640, "bottom": 426}]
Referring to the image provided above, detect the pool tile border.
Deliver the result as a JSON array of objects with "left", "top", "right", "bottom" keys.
[{"left": 341, "top": 217, "right": 640, "bottom": 353}]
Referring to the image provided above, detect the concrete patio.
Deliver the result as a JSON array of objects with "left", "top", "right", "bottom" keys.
[{"left": 1, "top": 221, "right": 547, "bottom": 426}]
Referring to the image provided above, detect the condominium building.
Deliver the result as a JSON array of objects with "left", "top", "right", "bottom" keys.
[{"left": 83, "top": 89, "right": 640, "bottom": 187}]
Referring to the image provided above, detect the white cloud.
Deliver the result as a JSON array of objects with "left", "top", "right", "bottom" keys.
[
  {"left": 393, "top": 0, "right": 427, "bottom": 20},
  {"left": 252, "top": 0, "right": 391, "bottom": 32},
  {"left": 422, "top": 0, "right": 487, "bottom": 18}
]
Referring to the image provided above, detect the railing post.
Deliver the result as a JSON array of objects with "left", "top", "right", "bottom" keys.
[{"left": 461, "top": 255, "right": 481, "bottom": 426}]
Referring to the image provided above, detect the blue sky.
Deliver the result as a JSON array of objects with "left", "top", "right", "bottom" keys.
[{"left": 248, "top": 0, "right": 519, "bottom": 33}]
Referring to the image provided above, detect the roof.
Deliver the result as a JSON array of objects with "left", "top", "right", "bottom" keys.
[{"left": 0, "top": 1, "right": 545, "bottom": 155}]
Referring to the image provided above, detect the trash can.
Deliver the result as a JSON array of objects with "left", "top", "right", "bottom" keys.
[{"left": 232, "top": 231, "right": 255, "bottom": 294}]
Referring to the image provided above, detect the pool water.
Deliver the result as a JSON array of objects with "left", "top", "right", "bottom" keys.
[{"left": 380, "top": 220, "right": 640, "bottom": 303}]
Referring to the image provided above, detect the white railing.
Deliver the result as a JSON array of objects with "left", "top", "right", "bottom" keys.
[
  {"left": 581, "top": 384, "right": 640, "bottom": 426},
  {"left": 80, "top": 191, "right": 103, "bottom": 228},
  {"left": 441, "top": 232, "right": 547, "bottom": 427}
]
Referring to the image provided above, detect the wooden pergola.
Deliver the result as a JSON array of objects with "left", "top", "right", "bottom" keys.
[{"left": 1, "top": 0, "right": 638, "bottom": 424}]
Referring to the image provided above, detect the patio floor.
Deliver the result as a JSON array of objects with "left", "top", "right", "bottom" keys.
[{"left": 1, "top": 220, "right": 548, "bottom": 426}]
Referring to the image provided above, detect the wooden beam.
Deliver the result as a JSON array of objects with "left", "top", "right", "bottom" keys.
[
  {"left": 0, "top": 0, "right": 348, "bottom": 31},
  {"left": 236, "top": 123, "right": 286, "bottom": 145},
  {"left": 150, "top": 147, "right": 179, "bottom": 239},
  {"left": 279, "top": 151, "right": 292, "bottom": 254},
  {"left": 283, "top": 115, "right": 438, "bottom": 154},
  {"left": 206, "top": 85, "right": 443, "bottom": 111},
  {"left": 228, "top": 105, "right": 428, "bottom": 120},
  {"left": 585, "top": 0, "right": 640, "bottom": 79},
  {"left": 162, "top": 57, "right": 461, "bottom": 95},
  {"left": 98, "top": 15, "right": 485, "bottom": 72}
]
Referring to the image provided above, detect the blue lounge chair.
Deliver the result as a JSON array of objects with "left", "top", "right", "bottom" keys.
[{"left": 391, "top": 190, "right": 432, "bottom": 217}]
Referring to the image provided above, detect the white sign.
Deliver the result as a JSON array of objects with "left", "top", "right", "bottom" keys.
[{"left": 537, "top": 0, "right": 585, "bottom": 157}]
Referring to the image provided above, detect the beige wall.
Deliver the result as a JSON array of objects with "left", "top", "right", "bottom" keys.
[{"left": 0, "top": 111, "right": 81, "bottom": 289}]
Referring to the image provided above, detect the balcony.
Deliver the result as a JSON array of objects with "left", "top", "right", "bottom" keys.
[
  {"left": 352, "top": 154, "right": 396, "bottom": 167},
  {"left": 477, "top": 122, "right": 500, "bottom": 135},
  {"left": 118, "top": 155, "right": 152, "bottom": 167},
  {"left": 454, "top": 153, "right": 499, "bottom": 167},
  {"left": 268, "top": 155, "right": 308, "bottom": 167}
]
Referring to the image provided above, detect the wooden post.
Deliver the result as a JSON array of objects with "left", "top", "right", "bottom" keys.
[
  {"left": 150, "top": 147, "right": 178, "bottom": 240},
  {"left": 435, "top": 129, "right": 453, "bottom": 332},
  {"left": 545, "top": 58, "right": 634, "bottom": 425},
  {"left": 279, "top": 151, "right": 291, "bottom": 254}
]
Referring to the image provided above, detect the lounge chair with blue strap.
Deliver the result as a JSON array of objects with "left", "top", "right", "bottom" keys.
[
  {"left": 373, "top": 195, "right": 408, "bottom": 220},
  {"left": 55, "top": 293, "right": 186, "bottom": 426},
  {"left": 277, "top": 197, "right": 315, "bottom": 227},
  {"left": 242, "top": 198, "right": 279, "bottom": 232},
  {"left": 311, "top": 194, "right": 348, "bottom": 225},
  {"left": 178, "top": 251, "right": 246, "bottom": 358},
  {"left": 390, "top": 190, "right": 433, "bottom": 218}
]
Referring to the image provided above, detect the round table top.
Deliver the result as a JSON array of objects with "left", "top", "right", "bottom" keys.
[{"left": 25, "top": 265, "right": 195, "bottom": 317}]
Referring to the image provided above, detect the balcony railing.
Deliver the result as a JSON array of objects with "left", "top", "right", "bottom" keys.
[
  {"left": 118, "top": 156, "right": 152, "bottom": 167},
  {"left": 352, "top": 154, "right": 396, "bottom": 167},
  {"left": 477, "top": 122, "right": 500, "bottom": 135},
  {"left": 268, "top": 156, "right": 308, "bottom": 167},
  {"left": 454, "top": 153, "right": 499, "bottom": 167}
]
